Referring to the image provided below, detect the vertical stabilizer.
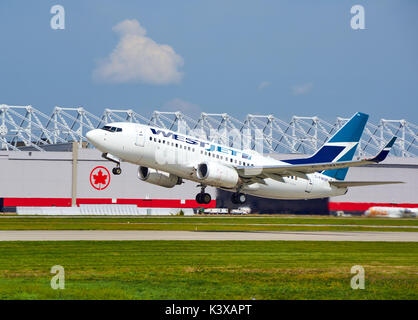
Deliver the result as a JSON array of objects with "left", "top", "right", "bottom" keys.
[{"left": 284, "top": 112, "right": 369, "bottom": 180}]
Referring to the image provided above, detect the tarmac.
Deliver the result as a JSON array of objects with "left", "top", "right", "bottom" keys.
[{"left": 0, "top": 230, "right": 417, "bottom": 242}]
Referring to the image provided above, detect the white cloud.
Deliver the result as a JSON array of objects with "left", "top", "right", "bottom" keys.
[
  {"left": 163, "top": 98, "right": 201, "bottom": 116},
  {"left": 258, "top": 81, "right": 271, "bottom": 91},
  {"left": 93, "top": 19, "right": 184, "bottom": 85},
  {"left": 292, "top": 82, "right": 313, "bottom": 95}
]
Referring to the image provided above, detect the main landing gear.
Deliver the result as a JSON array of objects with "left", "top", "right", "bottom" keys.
[
  {"left": 231, "top": 192, "right": 246, "bottom": 204},
  {"left": 195, "top": 185, "right": 211, "bottom": 204}
]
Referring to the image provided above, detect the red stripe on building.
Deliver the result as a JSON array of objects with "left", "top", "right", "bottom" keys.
[
  {"left": 115, "top": 198, "right": 216, "bottom": 208},
  {"left": 3, "top": 198, "right": 72, "bottom": 207},
  {"left": 329, "top": 202, "right": 418, "bottom": 211},
  {"left": 77, "top": 198, "right": 113, "bottom": 205},
  {"left": 2, "top": 197, "right": 216, "bottom": 209}
]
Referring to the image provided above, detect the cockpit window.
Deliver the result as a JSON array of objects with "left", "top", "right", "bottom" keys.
[{"left": 101, "top": 126, "right": 122, "bottom": 132}]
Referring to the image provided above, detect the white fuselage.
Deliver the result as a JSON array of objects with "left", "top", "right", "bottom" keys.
[{"left": 86, "top": 122, "right": 347, "bottom": 200}]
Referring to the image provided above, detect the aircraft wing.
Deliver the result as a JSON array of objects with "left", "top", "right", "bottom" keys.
[
  {"left": 237, "top": 137, "right": 397, "bottom": 178},
  {"left": 329, "top": 181, "right": 404, "bottom": 187}
]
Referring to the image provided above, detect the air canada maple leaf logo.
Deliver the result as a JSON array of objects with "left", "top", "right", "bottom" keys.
[
  {"left": 90, "top": 166, "right": 111, "bottom": 190},
  {"left": 93, "top": 170, "right": 107, "bottom": 185}
]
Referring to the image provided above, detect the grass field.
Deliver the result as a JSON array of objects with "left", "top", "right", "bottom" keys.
[
  {"left": 0, "top": 215, "right": 417, "bottom": 232},
  {"left": 0, "top": 241, "right": 416, "bottom": 300},
  {"left": 1, "top": 216, "right": 416, "bottom": 299}
]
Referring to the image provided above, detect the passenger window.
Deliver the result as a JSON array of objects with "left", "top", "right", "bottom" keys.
[{"left": 176, "top": 143, "right": 178, "bottom": 148}]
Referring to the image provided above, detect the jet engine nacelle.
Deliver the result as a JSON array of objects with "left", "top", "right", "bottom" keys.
[
  {"left": 137, "top": 166, "right": 182, "bottom": 188},
  {"left": 196, "top": 162, "right": 239, "bottom": 188}
]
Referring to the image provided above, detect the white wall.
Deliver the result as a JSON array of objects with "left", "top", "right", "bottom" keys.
[{"left": 0, "top": 149, "right": 215, "bottom": 200}]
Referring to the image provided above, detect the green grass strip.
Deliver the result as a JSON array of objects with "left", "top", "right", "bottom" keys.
[{"left": 0, "top": 241, "right": 416, "bottom": 299}]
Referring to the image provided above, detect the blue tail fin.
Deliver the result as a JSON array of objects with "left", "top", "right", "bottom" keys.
[{"left": 284, "top": 112, "right": 369, "bottom": 180}]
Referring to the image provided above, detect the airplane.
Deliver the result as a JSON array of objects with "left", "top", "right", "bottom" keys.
[
  {"left": 86, "top": 112, "right": 403, "bottom": 205},
  {"left": 365, "top": 207, "right": 417, "bottom": 218}
]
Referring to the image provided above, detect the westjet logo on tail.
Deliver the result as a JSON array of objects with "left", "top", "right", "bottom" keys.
[{"left": 150, "top": 128, "right": 252, "bottom": 160}]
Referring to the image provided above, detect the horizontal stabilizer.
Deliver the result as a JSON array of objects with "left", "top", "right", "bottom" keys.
[{"left": 329, "top": 181, "right": 404, "bottom": 188}]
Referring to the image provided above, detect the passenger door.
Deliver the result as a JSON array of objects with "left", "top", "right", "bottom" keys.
[
  {"left": 135, "top": 128, "right": 145, "bottom": 147},
  {"left": 305, "top": 177, "right": 313, "bottom": 193}
]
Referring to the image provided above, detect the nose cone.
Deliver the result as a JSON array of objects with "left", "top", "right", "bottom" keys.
[{"left": 86, "top": 129, "right": 102, "bottom": 147}]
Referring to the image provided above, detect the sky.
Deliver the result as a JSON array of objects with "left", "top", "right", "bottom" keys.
[{"left": 0, "top": 0, "right": 417, "bottom": 123}]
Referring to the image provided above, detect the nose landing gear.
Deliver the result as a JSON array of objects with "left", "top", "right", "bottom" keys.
[
  {"left": 102, "top": 153, "right": 122, "bottom": 175},
  {"left": 112, "top": 166, "right": 122, "bottom": 175}
]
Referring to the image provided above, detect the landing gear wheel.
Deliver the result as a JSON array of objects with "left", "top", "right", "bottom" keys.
[
  {"left": 237, "top": 193, "right": 246, "bottom": 204},
  {"left": 112, "top": 167, "right": 122, "bottom": 175},
  {"left": 196, "top": 193, "right": 211, "bottom": 204},
  {"left": 202, "top": 193, "right": 211, "bottom": 204},
  {"left": 232, "top": 192, "right": 246, "bottom": 204}
]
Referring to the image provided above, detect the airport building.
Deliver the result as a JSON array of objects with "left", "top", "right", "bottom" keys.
[{"left": 0, "top": 105, "right": 417, "bottom": 214}]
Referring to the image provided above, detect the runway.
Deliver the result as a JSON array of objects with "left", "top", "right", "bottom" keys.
[{"left": 0, "top": 230, "right": 417, "bottom": 242}]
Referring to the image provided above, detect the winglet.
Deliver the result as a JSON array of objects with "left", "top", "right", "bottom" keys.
[{"left": 370, "top": 136, "right": 397, "bottom": 163}]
